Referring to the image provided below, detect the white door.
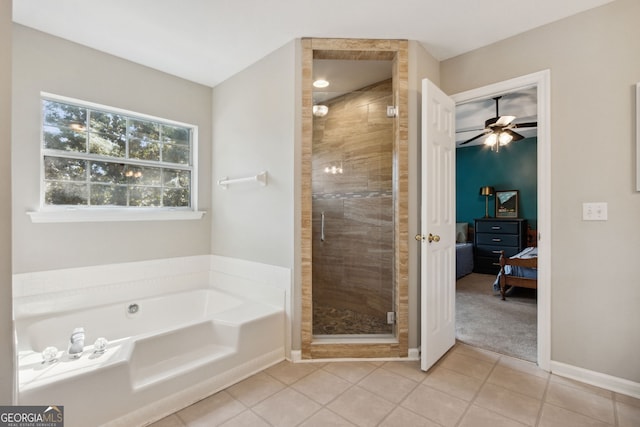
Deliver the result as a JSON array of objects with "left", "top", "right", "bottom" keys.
[{"left": 420, "top": 79, "right": 456, "bottom": 371}]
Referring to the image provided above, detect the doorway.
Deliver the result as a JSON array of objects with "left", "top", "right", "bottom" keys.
[
  {"left": 301, "top": 38, "right": 409, "bottom": 359},
  {"left": 450, "top": 71, "right": 551, "bottom": 370},
  {"left": 455, "top": 87, "right": 538, "bottom": 362}
]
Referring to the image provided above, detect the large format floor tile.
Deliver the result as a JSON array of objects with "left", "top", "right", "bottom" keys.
[{"left": 149, "top": 342, "right": 637, "bottom": 427}]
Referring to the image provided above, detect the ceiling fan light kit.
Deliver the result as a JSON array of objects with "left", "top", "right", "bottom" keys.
[{"left": 459, "top": 96, "right": 537, "bottom": 151}]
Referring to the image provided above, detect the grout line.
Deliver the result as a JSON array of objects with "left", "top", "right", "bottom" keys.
[
  {"left": 249, "top": 407, "right": 275, "bottom": 427},
  {"left": 173, "top": 412, "right": 188, "bottom": 427},
  {"left": 533, "top": 368, "right": 552, "bottom": 426},
  {"left": 452, "top": 351, "right": 501, "bottom": 427},
  {"left": 373, "top": 363, "right": 424, "bottom": 425}
]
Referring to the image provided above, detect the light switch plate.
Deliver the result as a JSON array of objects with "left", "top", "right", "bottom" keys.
[{"left": 582, "top": 202, "right": 608, "bottom": 221}]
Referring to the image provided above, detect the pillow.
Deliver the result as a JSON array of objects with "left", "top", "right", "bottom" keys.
[{"left": 456, "top": 222, "right": 469, "bottom": 243}]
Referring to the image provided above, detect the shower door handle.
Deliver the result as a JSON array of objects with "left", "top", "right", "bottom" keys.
[{"left": 321, "top": 212, "right": 325, "bottom": 242}]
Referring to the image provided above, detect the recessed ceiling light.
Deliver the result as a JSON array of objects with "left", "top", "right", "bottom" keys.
[{"left": 313, "top": 79, "right": 329, "bottom": 88}]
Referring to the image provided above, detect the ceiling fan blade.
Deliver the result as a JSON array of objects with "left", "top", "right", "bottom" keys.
[
  {"left": 513, "top": 121, "right": 537, "bottom": 128},
  {"left": 459, "top": 131, "right": 487, "bottom": 145},
  {"left": 484, "top": 117, "right": 498, "bottom": 128},
  {"left": 505, "top": 129, "right": 525, "bottom": 141},
  {"left": 456, "top": 127, "right": 484, "bottom": 134},
  {"left": 496, "top": 115, "right": 515, "bottom": 126}
]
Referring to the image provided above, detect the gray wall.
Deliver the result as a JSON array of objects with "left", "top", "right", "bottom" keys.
[
  {"left": 1, "top": 0, "right": 14, "bottom": 405},
  {"left": 442, "top": 0, "right": 640, "bottom": 382},
  {"left": 210, "top": 40, "right": 442, "bottom": 352},
  {"left": 211, "top": 41, "right": 296, "bottom": 269},
  {"left": 12, "top": 25, "right": 213, "bottom": 273},
  {"left": 211, "top": 40, "right": 298, "bottom": 348}
]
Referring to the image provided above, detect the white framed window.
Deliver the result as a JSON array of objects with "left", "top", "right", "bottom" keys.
[{"left": 29, "top": 93, "right": 204, "bottom": 223}]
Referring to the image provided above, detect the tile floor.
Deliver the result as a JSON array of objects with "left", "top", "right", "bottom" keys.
[{"left": 150, "top": 343, "right": 640, "bottom": 427}]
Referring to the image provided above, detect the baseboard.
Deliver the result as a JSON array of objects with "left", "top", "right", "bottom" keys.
[
  {"left": 107, "top": 348, "right": 285, "bottom": 427},
  {"left": 408, "top": 347, "right": 420, "bottom": 360},
  {"left": 289, "top": 350, "right": 301, "bottom": 362},
  {"left": 550, "top": 360, "right": 640, "bottom": 399}
]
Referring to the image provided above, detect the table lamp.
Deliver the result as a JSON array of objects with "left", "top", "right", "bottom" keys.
[{"left": 479, "top": 186, "right": 495, "bottom": 218}]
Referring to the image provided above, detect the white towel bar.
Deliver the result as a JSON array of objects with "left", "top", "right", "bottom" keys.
[{"left": 217, "top": 171, "right": 268, "bottom": 189}]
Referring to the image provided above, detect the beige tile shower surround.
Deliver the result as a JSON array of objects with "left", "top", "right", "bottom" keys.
[
  {"left": 312, "top": 78, "right": 394, "bottom": 333},
  {"left": 150, "top": 343, "right": 640, "bottom": 427},
  {"left": 300, "top": 38, "right": 409, "bottom": 360}
]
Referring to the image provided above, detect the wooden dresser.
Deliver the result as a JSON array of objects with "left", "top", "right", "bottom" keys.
[{"left": 474, "top": 218, "right": 528, "bottom": 274}]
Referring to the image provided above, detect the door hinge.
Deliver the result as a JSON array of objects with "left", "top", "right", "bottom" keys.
[{"left": 386, "top": 105, "right": 398, "bottom": 118}]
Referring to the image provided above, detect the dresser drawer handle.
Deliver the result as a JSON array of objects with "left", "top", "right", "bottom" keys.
[
  {"left": 492, "top": 238, "right": 502, "bottom": 242},
  {"left": 492, "top": 262, "right": 500, "bottom": 266},
  {"left": 491, "top": 226, "right": 501, "bottom": 230},
  {"left": 492, "top": 250, "right": 502, "bottom": 254}
]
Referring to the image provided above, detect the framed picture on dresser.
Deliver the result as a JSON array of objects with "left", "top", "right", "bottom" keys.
[{"left": 495, "top": 190, "right": 519, "bottom": 218}]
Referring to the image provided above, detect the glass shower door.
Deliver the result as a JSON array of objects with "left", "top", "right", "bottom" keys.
[{"left": 311, "top": 73, "right": 395, "bottom": 337}]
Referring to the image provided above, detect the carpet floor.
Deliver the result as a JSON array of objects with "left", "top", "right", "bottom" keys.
[{"left": 456, "top": 272, "right": 537, "bottom": 362}]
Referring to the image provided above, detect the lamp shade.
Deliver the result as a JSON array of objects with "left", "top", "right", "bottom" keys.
[{"left": 479, "top": 186, "right": 495, "bottom": 196}]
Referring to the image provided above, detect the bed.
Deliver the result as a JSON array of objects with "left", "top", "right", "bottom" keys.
[
  {"left": 456, "top": 243, "right": 474, "bottom": 279},
  {"left": 495, "top": 246, "right": 538, "bottom": 300}
]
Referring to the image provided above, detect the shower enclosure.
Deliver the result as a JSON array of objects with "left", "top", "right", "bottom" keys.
[
  {"left": 301, "top": 38, "right": 408, "bottom": 359},
  {"left": 311, "top": 74, "right": 394, "bottom": 337}
]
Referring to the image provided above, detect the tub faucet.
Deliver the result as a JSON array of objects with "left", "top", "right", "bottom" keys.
[{"left": 68, "top": 327, "right": 85, "bottom": 359}]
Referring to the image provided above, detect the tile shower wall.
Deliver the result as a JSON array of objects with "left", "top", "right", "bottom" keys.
[{"left": 312, "top": 79, "right": 394, "bottom": 334}]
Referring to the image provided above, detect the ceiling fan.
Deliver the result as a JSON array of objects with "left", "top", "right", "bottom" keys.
[{"left": 458, "top": 96, "right": 537, "bottom": 150}]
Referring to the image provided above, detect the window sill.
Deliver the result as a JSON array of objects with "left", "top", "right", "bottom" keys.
[{"left": 27, "top": 209, "right": 206, "bottom": 223}]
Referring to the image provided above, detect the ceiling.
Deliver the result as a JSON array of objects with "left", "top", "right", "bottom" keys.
[
  {"left": 312, "top": 59, "right": 392, "bottom": 104},
  {"left": 12, "top": 0, "right": 613, "bottom": 88},
  {"left": 456, "top": 86, "right": 538, "bottom": 147}
]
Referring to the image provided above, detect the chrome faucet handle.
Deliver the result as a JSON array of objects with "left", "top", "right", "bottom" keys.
[{"left": 68, "top": 327, "right": 85, "bottom": 359}]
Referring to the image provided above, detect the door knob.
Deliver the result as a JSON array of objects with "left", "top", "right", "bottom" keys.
[{"left": 415, "top": 233, "right": 441, "bottom": 242}]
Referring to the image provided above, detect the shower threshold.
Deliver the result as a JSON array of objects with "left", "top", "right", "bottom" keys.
[{"left": 312, "top": 334, "right": 396, "bottom": 344}]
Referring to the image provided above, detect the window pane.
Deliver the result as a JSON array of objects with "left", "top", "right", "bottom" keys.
[
  {"left": 129, "top": 186, "right": 162, "bottom": 207},
  {"left": 124, "top": 166, "right": 162, "bottom": 186},
  {"left": 89, "top": 133, "right": 126, "bottom": 157},
  {"left": 89, "top": 111, "right": 126, "bottom": 156},
  {"left": 163, "top": 169, "right": 190, "bottom": 188},
  {"left": 43, "top": 100, "right": 87, "bottom": 129},
  {"left": 161, "top": 125, "right": 189, "bottom": 145},
  {"left": 163, "top": 188, "right": 190, "bottom": 207},
  {"left": 44, "top": 156, "right": 86, "bottom": 181},
  {"left": 90, "top": 111, "right": 126, "bottom": 137},
  {"left": 45, "top": 182, "right": 88, "bottom": 205},
  {"left": 90, "top": 161, "right": 125, "bottom": 184},
  {"left": 128, "top": 119, "right": 159, "bottom": 141},
  {"left": 162, "top": 143, "right": 190, "bottom": 164},
  {"left": 90, "top": 184, "right": 127, "bottom": 206},
  {"left": 41, "top": 97, "right": 195, "bottom": 209},
  {"left": 129, "top": 138, "right": 160, "bottom": 161},
  {"left": 44, "top": 125, "right": 87, "bottom": 152}
]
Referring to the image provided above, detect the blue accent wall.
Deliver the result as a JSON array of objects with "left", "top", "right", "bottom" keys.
[{"left": 456, "top": 138, "right": 537, "bottom": 229}]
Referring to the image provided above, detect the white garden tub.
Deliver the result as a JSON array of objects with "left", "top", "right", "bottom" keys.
[{"left": 15, "top": 287, "right": 285, "bottom": 427}]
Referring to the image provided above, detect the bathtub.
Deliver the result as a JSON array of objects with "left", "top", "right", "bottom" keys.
[{"left": 15, "top": 287, "right": 285, "bottom": 427}]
